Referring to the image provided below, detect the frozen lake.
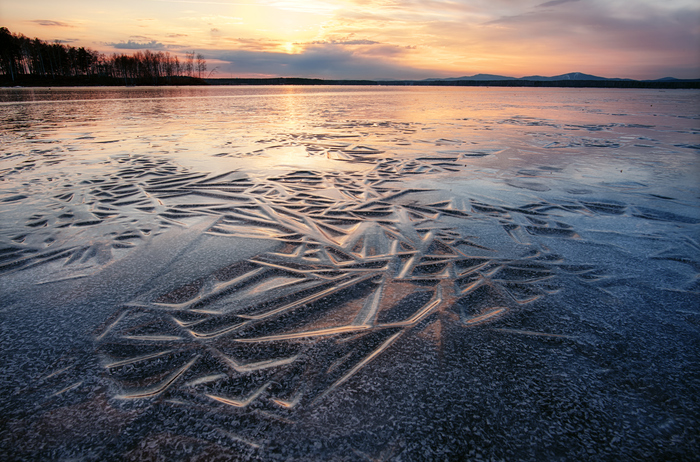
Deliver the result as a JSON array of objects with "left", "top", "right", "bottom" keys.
[{"left": 1, "top": 86, "right": 699, "bottom": 460}]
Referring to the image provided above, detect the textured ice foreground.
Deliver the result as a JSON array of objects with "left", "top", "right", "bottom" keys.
[{"left": 0, "top": 86, "right": 698, "bottom": 460}]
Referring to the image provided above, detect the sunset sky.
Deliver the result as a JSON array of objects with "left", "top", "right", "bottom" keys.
[{"left": 2, "top": 0, "right": 699, "bottom": 80}]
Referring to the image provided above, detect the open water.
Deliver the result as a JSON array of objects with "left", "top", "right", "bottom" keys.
[{"left": 0, "top": 86, "right": 699, "bottom": 460}]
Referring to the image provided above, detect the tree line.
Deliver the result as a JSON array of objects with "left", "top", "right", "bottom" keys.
[{"left": 0, "top": 27, "right": 207, "bottom": 85}]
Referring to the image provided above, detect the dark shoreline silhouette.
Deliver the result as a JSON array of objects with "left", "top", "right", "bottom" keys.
[
  {"left": 0, "top": 74, "right": 208, "bottom": 87},
  {"left": 205, "top": 77, "right": 700, "bottom": 89},
  {"left": 2, "top": 75, "right": 698, "bottom": 89}
]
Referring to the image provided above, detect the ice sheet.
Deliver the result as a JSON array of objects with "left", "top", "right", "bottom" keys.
[{"left": 1, "top": 86, "right": 698, "bottom": 460}]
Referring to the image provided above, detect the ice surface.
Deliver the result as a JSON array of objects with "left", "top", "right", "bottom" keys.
[{"left": 0, "top": 86, "right": 698, "bottom": 460}]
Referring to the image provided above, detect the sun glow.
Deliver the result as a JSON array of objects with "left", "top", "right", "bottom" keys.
[{"left": 1, "top": 0, "right": 698, "bottom": 79}]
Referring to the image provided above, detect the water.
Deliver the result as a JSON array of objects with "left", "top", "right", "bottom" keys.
[{"left": 0, "top": 86, "right": 698, "bottom": 460}]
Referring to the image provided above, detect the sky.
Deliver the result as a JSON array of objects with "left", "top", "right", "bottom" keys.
[{"left": 2, "top": 0, "right": 699, "bottom": 80}]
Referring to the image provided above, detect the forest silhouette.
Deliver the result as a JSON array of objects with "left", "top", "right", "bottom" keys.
[{"left": 0, "top": 27, "right": 207, "bottom": 86}]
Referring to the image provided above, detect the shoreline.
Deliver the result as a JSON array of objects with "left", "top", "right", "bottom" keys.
[
  {"left": 0, "top": 75, "right": 208, "bottom": 88},
  {"left": 2, "top": 76, "right": 698, "bottom": 89},
  {"left": 207, "top": 77, "right": 700, "bottom": 89}
]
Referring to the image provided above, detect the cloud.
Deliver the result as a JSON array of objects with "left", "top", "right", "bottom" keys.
[
  {"left": 30, "top": 20, "right": 73, "bottom": 27},
  {"left": 197, "top": 15, "right": 244, "bottom": 25},
  {"left": 259, "top": 0, "right": 338, "bottom": 15},
  {"left": 537, "top": 0, "right": 581, "bottom": 7},
  {"left": 108, "top": 40, "right": 167, "bottom": 50},
  {"left": 472, "top": 0, "right": 700, "bottom": 78},
  {"left": 484, "top": 1, "right": 699, "bottom": 55},
  {"left": 303, "top": 39, "right": 381, "bottom": 46},
  {"left": 221, "top": 37, "right": 284, "bottom": 53},
  {"left": 207, "top": 46, "right": 439, "bottom": 80},
  {"left": 18, "top": 0, "right": 697, "bottom": 80}
]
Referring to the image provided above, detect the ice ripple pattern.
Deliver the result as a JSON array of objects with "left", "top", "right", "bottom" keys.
[{"left": 62, "top": 158, "right": 620, "bottom": 410}]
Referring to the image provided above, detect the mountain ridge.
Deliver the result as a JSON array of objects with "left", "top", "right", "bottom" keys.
[{"left": 424, "top": 72, "right": 699, "bottom": 82}]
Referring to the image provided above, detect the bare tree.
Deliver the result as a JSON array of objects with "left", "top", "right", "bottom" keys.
[
  {"left": 185, "top": 51, "right": 194, "bottom": 77},
  {"left": 196, "top": 53, "right": 206, "bottom": 78}
]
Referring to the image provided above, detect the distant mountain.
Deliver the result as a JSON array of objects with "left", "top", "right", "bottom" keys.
[
  {"left": 427, "top": 72, "right": 673, "bottom": 82},
  {"left": 518, "top": 72, "right": 628, "bottom": 81},
  {"left": 645, "top": 77, "right": 700, "bottom": 82},
  {"left": 425, "top": 73, "right": 516, "bottom": 81}
]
